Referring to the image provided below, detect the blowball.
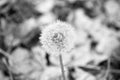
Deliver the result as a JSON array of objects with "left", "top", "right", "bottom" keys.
[{"left": 40, "top": 20, "right": 76, "bottom": 56}]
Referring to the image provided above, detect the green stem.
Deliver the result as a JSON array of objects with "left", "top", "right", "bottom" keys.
[{"left": 59, "top": 54, "right": 66, "bottom": 80}]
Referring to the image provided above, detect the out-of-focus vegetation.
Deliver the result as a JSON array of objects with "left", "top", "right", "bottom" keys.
[{"left": 0, "top": 0, "right": 120, "bottom": 80}]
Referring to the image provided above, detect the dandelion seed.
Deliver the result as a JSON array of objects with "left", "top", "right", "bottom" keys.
[{"left": 40, "top": 20, "right": 76, "bottom": 56}]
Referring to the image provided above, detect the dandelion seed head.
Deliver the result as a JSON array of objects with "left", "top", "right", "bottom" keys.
[{"left": 40, "top": 20, "right": 76, "bottom": 56}]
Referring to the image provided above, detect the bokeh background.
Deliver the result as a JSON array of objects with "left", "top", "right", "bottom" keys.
[{"left": 0, "top": 0, "right": 120, "bottom": 80}]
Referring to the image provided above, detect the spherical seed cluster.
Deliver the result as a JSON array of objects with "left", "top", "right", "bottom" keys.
[{"left": 40, "top": 20, "right": 76, "bottom": 56}]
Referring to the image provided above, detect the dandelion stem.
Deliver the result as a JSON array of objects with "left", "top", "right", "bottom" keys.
[
  {"left": 59, "top": 54, "right": 66, "bottom": 80},
  {"left": 104, "top": 56, "right": 111, "bottom": 80}
]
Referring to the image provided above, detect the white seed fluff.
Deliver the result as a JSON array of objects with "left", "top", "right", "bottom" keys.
[{"left": 40, "top": 20, "right": 76, "bottom": 56}]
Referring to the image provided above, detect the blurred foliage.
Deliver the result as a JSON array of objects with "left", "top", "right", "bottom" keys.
[{"left": 0, "top": 0, "right": 120, "bottom": 80}]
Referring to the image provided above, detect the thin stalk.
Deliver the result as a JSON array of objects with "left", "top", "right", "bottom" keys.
[
  {"left": 104, "top": 56, "right": 111, "bottom": 80},
  {"left": 59, "top": 54, "right": 66, "bottom": 80},
  {"left": 0, "top": 48, "right": 10, "bottom": 58},
  {"left": 3, "top": 59, "right": 13, "bottom": 80}
]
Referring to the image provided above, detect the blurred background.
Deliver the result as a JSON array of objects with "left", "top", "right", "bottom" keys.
[{"left": 0, "top": 0, "right": 120, "bottom": 80}]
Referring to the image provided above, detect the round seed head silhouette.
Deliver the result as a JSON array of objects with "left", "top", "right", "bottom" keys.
[{"left": 40, "top": 20, "right": 76, "bottom": 56}]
